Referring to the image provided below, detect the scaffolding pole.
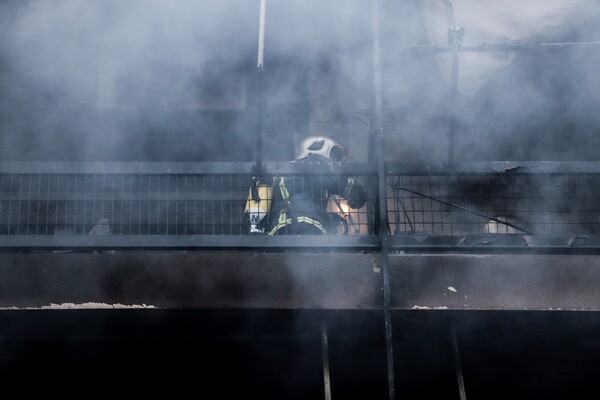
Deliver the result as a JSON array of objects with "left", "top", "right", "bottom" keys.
[
  {"left": 255, "top": 0, "right": 266, "bottom": 171},
  {"left": 371, "top": 1, "right": 395, "bottom": 399}
]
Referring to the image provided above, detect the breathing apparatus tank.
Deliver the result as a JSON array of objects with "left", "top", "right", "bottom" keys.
[{"left": 244, "top": 178, "right": 273, "bottom": 234}]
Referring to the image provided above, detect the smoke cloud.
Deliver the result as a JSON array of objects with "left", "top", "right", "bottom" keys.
[{"left": 0, "top": 0, "right": 599, "bottom": 162}]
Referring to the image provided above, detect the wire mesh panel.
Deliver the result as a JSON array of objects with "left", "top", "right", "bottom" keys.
[
  {"left": 0, "top": 174, "right": 251, "bottom": 236},
  {"left": 387, "top": 173, "right": 600, "bottom": 237},
  {"left": 2, "top": 162, "right": 600, "bottom": 247},
  {"left": 0, "top": 171, "right": 376, "bottom": 237}
]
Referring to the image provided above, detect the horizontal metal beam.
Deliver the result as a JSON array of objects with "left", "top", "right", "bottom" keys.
[
  {"left": 0, "top": 235, "right": 379, "bottom": 250},
  {"left": 398, "top": 41, "right": 600, "bottom": 54},
  {"left": 0, "top": 161, "right": 377, "bottom": 176},
  {"left": 1, "top": 253, "right": 599, "bottom": 311},
  {"left": 4, "top": 161, "right": 600, "bottom": 176},
  {"left": 388, "top": 234, "right": 600, "bottom": 252},
  {"left": 385, "top": 161, "right": 600, "bottom": 175},
  {"left": 1, "top": 234, "right": 599, "bottom": 252}
]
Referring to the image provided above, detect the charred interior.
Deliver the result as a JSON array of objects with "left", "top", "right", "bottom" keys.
[{"left": 1, "top": 0, "right": 600, "bottom": 399}]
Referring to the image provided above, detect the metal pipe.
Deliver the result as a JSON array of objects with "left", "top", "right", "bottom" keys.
[
  {"left": 444, "top": 0, "right": 459, "bottom": 167},
  {"left": 394, "top": 41, "right": 600, "bottom": 53},
  {"left": 257, "top": 0, "right": 266, "bottom": 70},
  {"left": 371, "top": 1, "right": 395, "bottom": 399},
  {"left": 321, "top": 323, "right": 332, "bottom": 400},
  {"left": 451, "top": 322, "right": 467, "bottom": 400},
  {"left": 255, "top": 0, "right": 267, "bottom": 171}
]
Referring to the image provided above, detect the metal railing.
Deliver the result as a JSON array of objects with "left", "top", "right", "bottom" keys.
[
  {"left": 387, "top": 162, "right": 600, "bottom": 250},
  {"left": 1, "top": 161, "right": 600, "bottom": 251}
]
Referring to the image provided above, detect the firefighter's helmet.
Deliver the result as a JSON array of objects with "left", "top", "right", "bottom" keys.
[{"left": 295, "top": 136, "right": 349, "bottom": 162}]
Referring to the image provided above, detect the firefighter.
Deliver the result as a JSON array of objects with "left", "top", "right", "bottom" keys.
[{"left": 245, "top": 136, "right": 367, "bottom": 235}]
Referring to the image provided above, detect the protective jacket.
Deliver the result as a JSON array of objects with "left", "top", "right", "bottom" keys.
[{"left": 260, "top": 154, "right": 367, "bottom": 235}]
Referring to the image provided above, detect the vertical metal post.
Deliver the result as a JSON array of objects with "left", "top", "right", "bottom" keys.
[
  {"left": 257, "top": 0, "right": 266, "bottom": 71},
  {"left": 321, "top": 323, "right": 332, "bottom": 400},
  {"left": 443, "top": 0, "right": 460, "bottom": 166},
  {"left": 451, "top": 322, "right": 467, "bottom": 400},
  {"left": 371, "top": 1, "right": 395, "bottom": 399},
  {"left": 255, "top": 0, "right": 267, "bottom": 171},
  {"left": 448, "top": 50, "right": 458, "bottom": 166}
]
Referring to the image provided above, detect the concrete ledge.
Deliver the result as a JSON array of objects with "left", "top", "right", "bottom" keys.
[{"left": 0, "top": 252, "right": 598, "bottom": 311}]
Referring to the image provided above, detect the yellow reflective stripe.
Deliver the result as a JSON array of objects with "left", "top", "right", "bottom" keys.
[
  {"left": 267, "top": 211, "right": 289, "bottom": 235},
  {"left": 268, "top": 221, "right": 289, "bottom": 235},
  {"left": 279, "top": 177, "right": 290, "bottom": 200},
  {"left": 267, "top": 215, "right": 326, "bottom": 235},
  {"left": 297, "top": 217, "right": 326, "bottom": 233},
  {"left": 269, "top": 177, "right": 326, "bottom": 235},
  {"left": 278, "top": 211, "right": 288, "bottom": 224}
]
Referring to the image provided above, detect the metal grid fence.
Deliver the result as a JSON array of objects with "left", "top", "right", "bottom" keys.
[
  {"left": 0, "top": 171, "right": 376, "bottom": 237},
  {"left": 387, "top": 172, "right": 600, "bottom": 237},
  {"left": 2, "top": 163, "right": 600, "bottom": 244},
  {"left": 0, "top": 174, "right": 249, "bottom": 236}
]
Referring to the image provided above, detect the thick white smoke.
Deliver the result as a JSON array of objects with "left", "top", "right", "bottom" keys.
[
  {"left": 0, "top": 0, "right": 599, "bottom": 162},
  {"left": 420, "top": 0, "right": 600, "bottom": 95}
]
